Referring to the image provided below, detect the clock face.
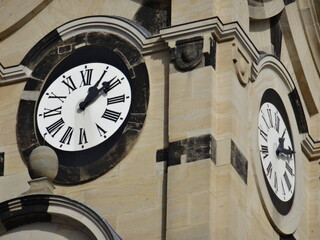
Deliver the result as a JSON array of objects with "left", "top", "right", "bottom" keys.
[
  {"left": 17, "top": 35, "right": 149, "bottom": 184},
  {"left": 36, "top": 62, "right": 131, "bottom": 152},
  {"left": 258, "top": 89, "right": 295, "bottom": 214}
]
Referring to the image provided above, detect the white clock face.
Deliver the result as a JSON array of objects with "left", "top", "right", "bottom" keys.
[
  {"left": 36, "top": 62, "right": 131, "bottom": 151},
  {"left": 258, "top": 102, "right": 295, "bottom": 202}
]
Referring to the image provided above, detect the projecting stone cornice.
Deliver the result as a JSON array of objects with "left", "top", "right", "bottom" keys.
[
  {"left": 301, "top": 133, "right": 320, "bottom": 161},
  {"left": 0, "top": 15, "right": 166, "bottom": 85},
  {"left": 0, "top": 0, "right": 53, "bottom": 41},
  {"left": 160, "top": 17, "right": 260, "bottom": 63}
]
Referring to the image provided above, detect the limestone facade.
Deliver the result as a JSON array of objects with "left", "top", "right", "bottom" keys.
[{"left": 0, "top": 0, "right": 319, "bottom": 239}]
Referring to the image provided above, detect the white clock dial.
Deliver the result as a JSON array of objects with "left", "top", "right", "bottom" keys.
[
  {"left": 36, "top": 62, "right": 131, "bottom": 151},
  {"left": 258, "top": 102, "right": 295, "bottom": 202}
]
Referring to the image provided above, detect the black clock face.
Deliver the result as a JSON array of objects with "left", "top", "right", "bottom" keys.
[
  {"left": 258, "top": 89, "right": 295, "bottom": 215},
  {"left": 17, "top": 38, "right": 149, "bottom": 185}
]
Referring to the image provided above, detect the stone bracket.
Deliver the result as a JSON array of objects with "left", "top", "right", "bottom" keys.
[
  {"left": 232, "top": 42, "right": 252, "bottom": 86},
  {"left": 171, "top": 36, "right": 203, "bottom": 71}
]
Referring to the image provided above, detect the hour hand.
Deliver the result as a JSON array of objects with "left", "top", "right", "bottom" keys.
[
  {"left": 79, "top": 83, "right": 100, "bottom": 110},
  {"left": 276, "top": 137, "right": 295, "bottom": 158}
]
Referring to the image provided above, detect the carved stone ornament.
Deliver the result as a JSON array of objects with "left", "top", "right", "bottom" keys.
[
  {"left": 232, "top": 42, "right": 251, "bottom": 85},
  {"left": 171, "top": 36, "right": 203, "bottom": 71}
]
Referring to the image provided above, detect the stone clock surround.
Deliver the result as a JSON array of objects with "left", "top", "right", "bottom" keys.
[{"left": 15, "top": 16, "right": 166, "bottom": 184}]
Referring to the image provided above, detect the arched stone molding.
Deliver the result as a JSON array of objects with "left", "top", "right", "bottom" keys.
[
  {"left": 251, "top": 54, "right": 295, "bottom": 91},
  {"left": 248, "top": 0, "right": 285, "bottom": 20},
  {"left": 0, "top": 15, "right": 165, "bottom": 85},
  {"left": 0, "top": 194, "right": 121, "bottom": 239},
  {"left": 252, "top": 54, "right": 309, "bottom": 133}
]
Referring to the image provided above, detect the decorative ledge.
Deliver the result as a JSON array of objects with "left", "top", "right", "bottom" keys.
[{"left": 301, "top": 133, "right": 320, "bottom": 161}]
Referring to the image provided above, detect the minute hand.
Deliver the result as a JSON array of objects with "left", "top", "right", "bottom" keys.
[{"left": 79, "top": 76, "right": 116, "bottom": 110}]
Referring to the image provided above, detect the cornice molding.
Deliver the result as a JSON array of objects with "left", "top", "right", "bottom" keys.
[
  {"left": 160, "top": 17, "right": 260, "bottom": 62},
  {"left": 0, "top": 16, "right": 166, "bottom": 85},
  {"left": 301, "top": 133, "right": 320, "bottom": 161}
]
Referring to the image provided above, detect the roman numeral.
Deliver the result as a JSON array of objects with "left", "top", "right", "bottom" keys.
[
  {"left": 285, "top": 162, "right": 294, "bottom": 176},
  {"left": 101, "top": 109, "right": 121, "bottom": 122},
  {"left": 281, "top": 179, "right": 286, "bottom": 197},
  {"left": 107, "top": 94, "right": 126, "bottom": 105},
  {"left": 97, "top": 67, "right": 109, "bottom": 82},
  {"left": 80, "top": 67, "right": 93, "bottom": 86},
  {"left": 59, "top": 126, "right": 73, "bottom": 145},
  {"left": 40, "top": 106, "right": 62, "bottom": 118},
  {"left": 62, "top": 75, "right": 77, "bottom": 94},
  {"left": 96, "top": 124, "right": 107, "bottom": 138},
  {"left": 274, "top": 113, "right": 280, "bottom": 133},
  {"left": 260, "top": 145, "right": 269, "bottom": 159},
  {"left": 283, "top": 171, "right": 292, "bottom": 191},
  {"left": 78, "top": 128, "right": 88, "bottom": 147},
  {"left": 274, "top": 172, "right": 278, "bottom": 192},
  {"left": 259, "top": 127, "right": 268, "bottom": 142},
  {"left": 261, "top": 112, "right": 270, "bottom": 129},
  {"left": 46, "top": 118, "right": 65, "bottom": 137},
  {"left": 266, "top": 162, "right": 273, "bottom": 179},
  {"left": 108, "top": 78, "right": 122, "bottom": 91},
  {"left": 267, "top": 107, "right": 273, "bottom": 128},
  {"left": 47, "top": 92, "right": 66, "bottom": 103}
]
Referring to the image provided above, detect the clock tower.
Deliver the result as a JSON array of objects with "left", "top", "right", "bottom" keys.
[{"left": 0, "top": 0, "right": 319, "bottom": 239}]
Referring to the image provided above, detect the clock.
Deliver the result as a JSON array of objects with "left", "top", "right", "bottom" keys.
[
  {"left": 36, "top": 62, "right": 131, "bottom": 152},
  {"left": 17, "top": 33, "right": 150, "bottom": 184},
  {"left": 258, "top": 88, "right": 295, "bottom": 215}
]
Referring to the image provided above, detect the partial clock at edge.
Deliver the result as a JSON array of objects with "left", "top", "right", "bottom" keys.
[
  {"left": 17, "top": 37, "right": 149, "bottom": 184},
  {"left": 258, "top": 88, "right": 295, "bottom": 215}
]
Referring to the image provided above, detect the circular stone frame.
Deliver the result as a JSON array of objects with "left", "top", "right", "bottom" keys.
[{"left": 16, "top": 17, "right": 150, "bottom": 184}]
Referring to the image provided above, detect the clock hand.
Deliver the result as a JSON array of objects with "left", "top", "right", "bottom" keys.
[
  {"left": 101, "top": 76, "right": 117, "bottom": 93},
  {"left": 79, "top": 83, "right": 100, "bottom": 110},
  {"left": 79, "top": 77, "right": 116, "bottom": 110},
  {"left": 276, "top": 137, "right": 295, "bottom": 158},
  {"left": 280, "top": 146, "right": 295, "bottom": 158}
]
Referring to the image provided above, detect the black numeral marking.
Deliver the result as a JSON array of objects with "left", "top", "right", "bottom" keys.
[
  {"left": 281, "top": 179, "right": 286, "bottom": 197},
  {"left": 274, "top": 172, "right": 278, "bottom": 192},
  {"left": 47, "top": 92, "right": 67, "bottom": 103},
  {"left": 107, "top": 94, "right": 126, "bottom": 105},
  {"left": 41, "top": 106, "right": 62, "bottom": 118},
  {"left": 266, "top": 162, "right": 273, "bottom": 179},
  {"left": 97, "top": 67, "right": 109, "bottom": 82},
  {"left": 108, "top": 78, "right": 122, "bottom": 91},
  {"left": 62, "top": 75, "right": 77, "bottom": 93},
  {"left": 80, "top": 67, "right": 93, "bottom": 86},
  {"left": 78, "top": 128, "right": 88, "bottom": 147},
  {"left": 260, "top": 145, "right": 269, "bottom": 159},
  {"left": 285, "top": 161, "right": 294, "bottom": 176},
  {"left": 101, "top": 109, "right": 121, "bottom": 122},
  {"left": 283, "top": 172, "right": 292, "bottom": 191},
  {"left": 261, "top": 112, "right": 270, "bottom": 129},
  {"left": 96, "top": 124, "right": 107, "bottom": 138},
  {"left": 267, "top": 107, "right": 273, "bottom": 128},
  {"left": 259, "top": 127, "right": 268, "bottom": 142},
  {"left": 46, "top": 118, "right": 65, "bottom": 137},
  {"left": 59, "top": 126, "right": 73, "bottom": 145},
  {"left": 274, "top": 113, "right": 280, "bottom": 133}
]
